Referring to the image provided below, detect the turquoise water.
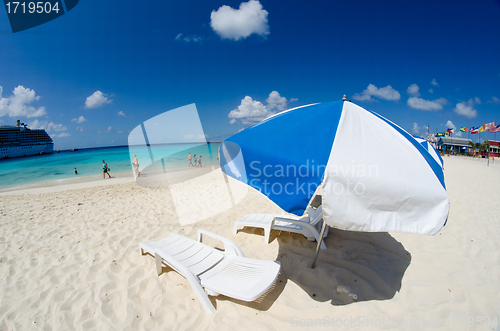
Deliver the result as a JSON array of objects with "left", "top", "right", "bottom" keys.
[{"left": 0, "top": 143, "right": 220, "bottom": 190}]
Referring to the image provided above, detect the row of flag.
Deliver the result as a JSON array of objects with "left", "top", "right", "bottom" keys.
[
  {"left": 460, "top": 122, "right": 500, "bottom": 134},
  {"left": 436, "top": 122, "right": 500, "bottom": 136}
]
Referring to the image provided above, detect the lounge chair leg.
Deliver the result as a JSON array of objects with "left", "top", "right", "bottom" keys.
[
  {"left": 265, "top": 228, "right": 271, "bottom": 244},
  {"left": 189, "top": 284, "right": 217, "bottom": 314},
  {"left": 155, "top": 253, "right": 163, "bottom": 276},
  {"left": 233, "top": 223, "right": 238, "bottom": 235}
]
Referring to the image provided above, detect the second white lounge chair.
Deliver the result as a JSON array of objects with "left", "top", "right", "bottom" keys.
[
  {"left": 233, "top": 206, "right": 329, "bottom": 249},
  {"left": 139, "top": 229, "right": 281, "bottom": 314}
]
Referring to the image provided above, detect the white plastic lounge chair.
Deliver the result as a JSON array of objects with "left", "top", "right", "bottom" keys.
[
  {"left": 233, "top": 206, "right": 329, "bottom": 249},
  {"left": 139, "top": 229, "right": 281, "bottom": 314}
]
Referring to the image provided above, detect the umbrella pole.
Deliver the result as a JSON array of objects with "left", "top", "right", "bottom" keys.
[{"left": 311, "top": 220, "right": 328, "bottom": 269}]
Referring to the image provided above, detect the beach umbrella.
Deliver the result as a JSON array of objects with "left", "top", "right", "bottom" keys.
[
  {"left": 219, "top": 100, "right": 449, "bottom": 266},
  {"left": 413, "top": 136, "right": 444, "bottom": 169}
]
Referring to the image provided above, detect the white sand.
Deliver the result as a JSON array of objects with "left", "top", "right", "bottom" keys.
[{"left": 0, "top": 156, "right": 499, "bottom": 330}]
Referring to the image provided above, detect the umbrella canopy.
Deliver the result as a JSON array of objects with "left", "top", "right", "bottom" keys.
[
  {"left": 220, "top": 101, "right": 449, "bottom": 236},
  {"left": 413, "top": 136, "right": 444, "bottom": 169}
]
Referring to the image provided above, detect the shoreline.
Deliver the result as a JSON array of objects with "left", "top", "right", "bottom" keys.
[
  {"left": 0, "top": 170, "right": 135, "bottom": 195},
  {"left": 0, "top": 163, "right": 220, "bottom": 195},
  {"left": 0, "top": 142, "right": 221, "bottom": 194}
]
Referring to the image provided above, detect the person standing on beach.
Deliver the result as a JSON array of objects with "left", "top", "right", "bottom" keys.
[
  {"left": 197, "top": 155, "right": 202, "bottom": 167},
  {"left": 188, "top": 153, "right": 194, "bottom": 167},
  {"left": 133, "top": 154, "right": 140, "bottom": 177},
  {"left": 193, "top": 154, "right": 197, "bottom": 167},
  {"left": 103, "top": 160, "right": 111, "bottom": 179}
]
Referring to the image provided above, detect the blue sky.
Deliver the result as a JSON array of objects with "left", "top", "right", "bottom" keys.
[{"left": 1, "top": 0, "right": 499, "bottom": 149}]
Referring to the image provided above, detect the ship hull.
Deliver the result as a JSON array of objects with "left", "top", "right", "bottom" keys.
[{"left": 0, "top": 144, "right": 54, "bottom": 159}]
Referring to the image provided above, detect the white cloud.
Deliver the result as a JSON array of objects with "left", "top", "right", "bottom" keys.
[
  {"left": 117, "top": 111, "right": 125, "bottom": 116},
  {"left": 175, "top": 33, "right": 203, "bottom": 43},
  {"left": 407, "top": 84, "right": 420, "bottom": 97},
  {"left": 0, "top": 85, "right": 47, "bottom": 118},
  {"left": 228, "top": 91, "right": 292, "bottom": 125},
  {"left": 474, "top": 97, "right": 481, "bottom": 105},
  {"left": 71, "top": 115, "right": 87, "bottom": 124},
  {"left": 75, "top": 126, "right": 84, "bottom": 132},
  {"left": 407, "top": 97, "right": 448, "bottom": 111},
  {"left": 453, "top": 99, "right": 478, "bottom": 119},
  {"left": 29, "top": 119, "right": 67, "bottom": 132},
  {"left": 266, "top": 91, "right": 287, "bottom": 112},
  {"left": 55, "top": 132, "right": 70, "bottom": 138},
  {"left": 445, "top": 120, "right": 462, "bottom": 137},
  {"left": 84, "top": 91, "right": 112, "bottom": 109},
  {"left": 446, "top": 120, "right": 458, "bottom": 136},
  {"left": 210, "top": 0, "right": 269, "bottom": 41},
  {"left": 431, "top": 79, "right": 439, "bottom": 87},
  {"left": 492, "top": 96, "right": 500, "bottom": 104},
  {"left": 411, "top": 123, "right": 421, "bottom": 135},
  {"left": 352, "top": 84, "right": 401, "bottom": 102},
  {"left": 228, "top": 96, "right": 268, "bottom": 124},
  {"left": 98, "top": 126, "right": 113, "bottom": 134},
  {"left": 428, "top": 88, "right": 434, "bottom": 94}
]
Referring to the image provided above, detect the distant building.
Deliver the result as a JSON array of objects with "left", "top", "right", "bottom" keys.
[
  {"left": 486, "top": 140, "right": 499, "bottom": 157},
  {"left": 427, "top": 133, "right": 438, "bottom": 148},
  {"left": 436, "top": 137, "right": 472, "bottom": 155}
]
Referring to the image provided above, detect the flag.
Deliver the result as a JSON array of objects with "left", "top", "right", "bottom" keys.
[
  {"left": 470, "top": 127, "right": 479, "bottom": 134},
  {"left": 484, "top": 122, "right": 495, "bottom": 131},
  {"left": 478, "top": 125, "right": 486, "bottom": 133},
  {"left": 444, "top": 132, "right": 449, "bottom": 136},
  {"left": 460, "top": 126, "right": 469, "bottom": 132},
  {"left": 490, "top": 124, "right": 500, "bottom": 133},
  {"left": 446, "top": 128, "right": 454, "bottom": 133},
  {"left": 436, "top": 132, "right": 444, "bottom": 137}
]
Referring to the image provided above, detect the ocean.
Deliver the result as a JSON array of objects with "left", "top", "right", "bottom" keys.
[{"left": 0, "top": 143, "right": 221, "bottom": 191}]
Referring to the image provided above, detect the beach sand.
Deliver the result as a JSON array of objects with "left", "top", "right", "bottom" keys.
[{"left": 0, "top": 156, "right": 499, "bottom": 330}]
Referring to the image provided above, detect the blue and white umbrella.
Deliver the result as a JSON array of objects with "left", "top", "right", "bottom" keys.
[
  {"left": 220, "top": 100, "right": 449, "bottom": 239},
  {"left": 413, "top": 136, "right": 444, "bottom": 169}
]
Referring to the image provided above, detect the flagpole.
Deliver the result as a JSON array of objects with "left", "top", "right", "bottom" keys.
[
  {"left": 467, "top": 130, "right": 470, "bottom": 156},
  {"left": 487, "top": 128, "right": 490, "bottom": 166},
  {"left": 451, "top": 131, "right": 453, "bottom": 155}
]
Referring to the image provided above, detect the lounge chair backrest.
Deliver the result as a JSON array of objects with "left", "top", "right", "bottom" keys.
[
  {"left": 307, "top": 205, "right": 323, "bottom": 225},
  {"left": 161, "top": 234, "right": 225, "bottom": 276}
]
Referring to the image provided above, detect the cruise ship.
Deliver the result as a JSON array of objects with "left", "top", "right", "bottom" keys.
[{"left": 0, "top": 121, "right": 54, "bottom": 159}]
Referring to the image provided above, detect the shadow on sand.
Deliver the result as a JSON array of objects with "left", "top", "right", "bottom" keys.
[{"left": 270, "top": 227, "right": 411, "bottom": 306}]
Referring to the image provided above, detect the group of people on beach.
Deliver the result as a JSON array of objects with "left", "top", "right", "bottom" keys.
[
  {"left": 94, "top": 154, "right": 200, "bottom": 179},
  {"left": 188, "top": 153, "right": 202, "bottom": 167}
]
